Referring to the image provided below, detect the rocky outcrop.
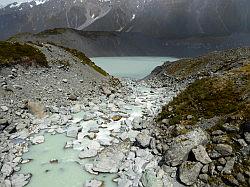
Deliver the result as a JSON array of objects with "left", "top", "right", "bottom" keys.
[
  {"left": 153, "top": 47, "right": 250, "bottom": 186},
  {"left": 164, "top": 128, "right": 208, "bottom": 166}
]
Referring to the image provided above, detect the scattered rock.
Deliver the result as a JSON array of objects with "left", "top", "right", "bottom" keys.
[
  {"left": 0, "top": 119, "right": 9, "bottom": 126},
  {"left": 236, "top": 173, "right": 246, "bottom": 183},
  {"left": 13, "top": 85, "right": 23, "bottom": 90},
  {"left": 222, "top": 175, "right": 239, "bottom": 186},
  {"left": 214, "top": 144, "right": 233, "bottom": 156},
  {"left": 66, "top": 127, "right": 79, "bottom": 138},
  {"left": 101, "top": 86, "right": 111, "bottom": 96},
  {"left": 165, "top": 128, "right": 208, "bottom": 166},
  {"left": 112, "top": 115, "right": 122, "bottom": 121},
  {"left": 32, "top": 135, "right": 45, "bottom": 144},
  {"left": 10, "top": 173, "right": 31, "bottom": 187},
  {"left": 68, "top": 94, "right": 78, "bottom": 101},
  {"left": 62, "top": 79, "right": 68, "bottom": 83},
  {"left": 179, "top": 161, "right": 203, "bottom": 185},
  {"left": 244, "top": 132, "right": 250, "bottom": 144},
  {"left": 192, "top": 145, "right": 212, "bottom": 164},
  {"left": 27, "top": 101, "right": 46, "bottom": 118},
  {"left": 85, "top": 179, "right": 103, "bottom": 187},
  {"left": 141, "top": 169, "right": 164, "bottom": 187},
  {"left": 49, "top": 159, "right": 59, "bottom": 164},
  {"left": 135, "top": 133, "right": 151, "bottom": 148},
  {"left": 1, "top": 163, "right": 13, "bottom": 177},
  {"left": 1, "top": 106, "right": 9, "bottom": 112},
  {"left": 132, "top": 116, "right": 143, "bottom": 130},
  {"left": 199, "top": 174, "right": 209, "bottom": 182},
  {"left": 222, "top": 157, "right": 235, "bottom": 174},
  {"left": 79, "top": 149, "right": 97, "bottom": 159},
  {"left": 222, "top": 123, "right": 239, "bottom": 132}
]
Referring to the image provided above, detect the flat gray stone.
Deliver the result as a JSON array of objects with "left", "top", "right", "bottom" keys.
[
  {"left": 11, "top": 174, "right": 31, "bottom": 187},
  {"left": 66, "top": 127, "right": 79, "bottom": 138},
  {"left": 179, "top": 161, "right": 203, "bottom": 185},
  {"left": 1, "top": 163, "right": 13, "bottom": 177},
  {"left": 85, "top": 179, "right": 103, "bottom": 187},
  {"left": 142, "top": 169, "right": 164, "bottom": 187},
  {"left": 135, "top": 133, "right": 151, "bottom": 148},
  {"left": 1, "top": 106, "right": 9, "bottom": 112},
  {"left": 79, "top": 149, "right": 97, "bottom": 159},
  {"left": 214, "top": 144, "right": 233, "bottom": 156},
  {"left": 192, "top": 145, "right": 212, "bottom": 164},
  {"left": 32, "top": 135, "right": 45, "bottom": 144}
]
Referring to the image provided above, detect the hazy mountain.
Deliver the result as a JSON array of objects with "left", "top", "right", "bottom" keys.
[
  {"left": 127, "top": 0, "right": 250, "bottom": 38},
  {"left": 10, "top": 28, "right": 250, "bottom": 57},
  {"left": 0, "top": 0, "right": 250, "bottom": 40}
]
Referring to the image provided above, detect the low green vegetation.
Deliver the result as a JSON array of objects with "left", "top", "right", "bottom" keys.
[
  {"left": 62, "top": 47, "right": 108, "bottom": 76},
  {"left": 0, "top": 41, "right": 48, "bottom": 67},
  {"left": 158, "top": 68, "right": 250, "bottom": 126},
  {"left": 36, "top": 28, "right": 67, "bottom": 36},
  {"left": 163, "top": 47, "right": 250, "bottom": 79}
]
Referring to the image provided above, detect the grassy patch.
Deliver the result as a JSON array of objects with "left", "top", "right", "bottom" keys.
[
  {"left": 0, "top": 41, "right": 48, "bottom": 67},
  {"left": 62, "top": 47, "right": 108, "bottom": 76},
  {"left": 163, "top": 48, "right": 250, "bottom": 79},
  {"left": 36, "top": 28, "right": 67, "bottom": 36},
  {"left": 158, "top": 74, "right": 249, "bottom": 126}
]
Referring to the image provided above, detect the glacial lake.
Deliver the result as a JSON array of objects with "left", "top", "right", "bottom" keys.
[{"left": 91, "top": 57, "right": 178, "bottom": 79}]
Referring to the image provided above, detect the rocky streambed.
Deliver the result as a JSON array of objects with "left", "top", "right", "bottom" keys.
[{"left": 0, "top": 77, "right": 185, "bottom": 187}]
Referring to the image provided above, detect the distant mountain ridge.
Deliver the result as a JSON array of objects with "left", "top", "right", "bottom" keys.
[
  {"left": 1, "top": 0, "right": 250, "bottom": 40},
  {"left": 10, "top": 28, "right": 250, "bottom": 57}
]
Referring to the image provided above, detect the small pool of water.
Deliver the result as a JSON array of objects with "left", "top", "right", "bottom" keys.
[
  {"left": 91, "top": 56, "right": 178, "bottom": 79},
  {"left": 19, "top": 133, "right": 117, "bottom": 187}
]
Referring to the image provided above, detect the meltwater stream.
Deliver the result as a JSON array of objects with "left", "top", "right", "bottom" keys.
[
  {"left": 17, "top": 57, "right": 179, "bottom": 187},
  {"left": 20, "top": 133, "right": 117, "bottom": 187}
]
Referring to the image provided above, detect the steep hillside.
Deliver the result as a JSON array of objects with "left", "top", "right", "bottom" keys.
[
  {"left": 0, "top": 41, "right": 112, "bottom": 110},
  {"left": 149, "top": 48, "right": 250, "bottom": 186},
  {"left": 147, "top": 47, "right": 250, "bottom": 86}
]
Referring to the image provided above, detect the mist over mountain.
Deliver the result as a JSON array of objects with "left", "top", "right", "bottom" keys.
[{"left": 0, "top": 0, "right": 250, "bottom": 40}]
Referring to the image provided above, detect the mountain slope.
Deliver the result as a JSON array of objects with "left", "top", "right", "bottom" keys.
[
  {"left": 147, "top": 47, "right": 250, "bottom": 186},
  {"left": 126, "top": 0, "right": 250, "bottom": 38},
  {"left": 1, "top": 0, "right": 250, "bottom": 40},
  {"left": 9, "top": 28, "right": 250, "bottom": 58}
]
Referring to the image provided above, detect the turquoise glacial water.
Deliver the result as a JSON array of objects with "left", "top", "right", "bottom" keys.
[
  {"left": 19, "top": 133, "right": 116, "bottom": 187},
  {"left": 91, "top": 56, "right": 178, "bottom": 79}
]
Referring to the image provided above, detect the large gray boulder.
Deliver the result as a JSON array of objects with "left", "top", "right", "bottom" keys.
[
  {"left": 179, "top": 161, "right": 203, "bottom": 185},
  {"left": 10, "top": 174, "right": 31, "bottom": 187},
  {"left": 135, "top": 133, "right": 151, "bottom": 148},
  {"left": 164, "top": 128, "right": 208, "bottom": 166},
  {"left": 141, "top": 169, "right": 164, "bottom": 187},
  {"left": 92, "top": 141, "right": 131, "bottom": 173},
  {"left": 66, "top": 127, "right": 79, "bottom": 138}
]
